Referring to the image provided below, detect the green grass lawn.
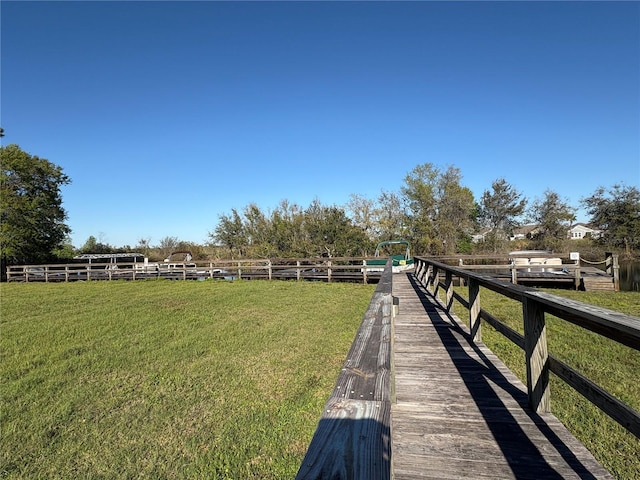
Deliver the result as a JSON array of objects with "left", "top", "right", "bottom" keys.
[
  {"left": 0, "top": 280, "right": 375, "bottom": 479},
  {"left": 449, "top": 287, "right": 640, "bottom": 480}
]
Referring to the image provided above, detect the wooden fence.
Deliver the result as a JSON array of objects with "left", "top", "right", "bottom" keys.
[
  {"left": 448, "top": 252, "right": 619, "bottom": 291},
  {"left": 414, "top": 256, "right": 640, "bottom": 438},
  {"left": 5, "top": 257, "right": 383, "bottom": 284}
]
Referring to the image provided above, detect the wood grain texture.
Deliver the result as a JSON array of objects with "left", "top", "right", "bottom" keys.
[
  {"left": 391, "top": 272, "right": 614, "bottom": 480},
  {"left": 297, "top": 265, "right": 393, "bottom": 479}
]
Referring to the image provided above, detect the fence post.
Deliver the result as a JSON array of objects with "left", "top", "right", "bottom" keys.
[
  {"left": 468, "top": 278, "right": 481, "bottom": 343},
  {"left": 268, "top": 260, "right": 272, "bottom": 280},
  {"left": 606, "top": 252, "right": 620, "bottom": 292},
  {"left": 523, "top": 296, "right": 550, "bottom": 413},
  {"left": 362, "top": 260, "right": 367, "bottom": 284},
  {"left": 297, "top": 261, "right": 301, "bottom": 281},
  {"left": 327, "top": 260, "right": 332, "bottom": 282}
]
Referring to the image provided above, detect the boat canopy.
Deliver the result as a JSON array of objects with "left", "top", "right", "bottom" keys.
[{"left": 374, "top": 240, "right": 411, "bottom": 257}]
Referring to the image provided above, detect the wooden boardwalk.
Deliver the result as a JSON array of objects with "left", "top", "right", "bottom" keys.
[{"left": 391, "top": 271, "right": 614, "bottom": 480}]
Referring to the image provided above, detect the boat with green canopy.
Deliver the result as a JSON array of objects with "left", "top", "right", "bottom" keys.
[{"left": 366, "top": 240, "right": 414, "bottom": 273}]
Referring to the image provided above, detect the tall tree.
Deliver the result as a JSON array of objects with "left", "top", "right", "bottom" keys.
[
  {"left": 304, "top": 200, "right": 371, "bottom": 257},
  {"left": 433, "top": 166, "right": 476, "bottom": 255},
  {"left": 400, "top": 163, "right": 439, "bottom": 254},
  {"left": 528, "top": 190, "right": 576, "bottom": 251},
  {"left": 79, "top": 235, "right": 114, "bottom": 254},
  {"left": 1, "top": 144, "right": 71, "bottom": 272},
  {"left": 346, "top": 193, "right": 378, "bottom": 240},
  {"left": 480, "top": 178, "right": 527, "bottom": 252},
  {"left": 582, "top": 184, "right": 640, "bottom": 255},
  {"left": 211, "top": 209, "right": 246, "bottom": 257},
  {"left": 376, "top": 190, "right": 406, "bottom": 243}
]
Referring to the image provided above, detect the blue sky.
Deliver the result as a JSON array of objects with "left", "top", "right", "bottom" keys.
[{"left": 2, "top": 1, "right": 639, "bottom": 248}]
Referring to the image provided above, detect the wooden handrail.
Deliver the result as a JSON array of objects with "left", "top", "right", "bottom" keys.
[
  {"left": 414, "top": 256, "right": 640, "bottom": 438},
  {"left": 296, "top": 261, "right": 393, "bottom": 479}
]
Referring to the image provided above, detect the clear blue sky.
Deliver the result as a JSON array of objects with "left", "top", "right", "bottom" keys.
[{"left": 2, "top": 1, "right": 639, "bottom": 248}]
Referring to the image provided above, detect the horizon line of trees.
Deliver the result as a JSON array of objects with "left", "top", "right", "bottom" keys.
[{"left": 2, "top": 144, "right": 639, "bottom": 271}]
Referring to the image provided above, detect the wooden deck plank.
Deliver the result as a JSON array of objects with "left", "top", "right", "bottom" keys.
[{"left": 390, "top": 271, "right": 614, "bottom": 480}]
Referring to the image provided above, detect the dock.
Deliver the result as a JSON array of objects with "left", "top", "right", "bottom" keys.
[
  {"left": 391, "top": 272, "right": 613, "bottom": 479},
  {"left": 298, "top": 262, "right": 639, "bottom": 478}
]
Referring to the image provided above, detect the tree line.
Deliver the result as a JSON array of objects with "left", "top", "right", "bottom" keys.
[{"left": 2, "top": 144, "right": 639, "bottom": 273}]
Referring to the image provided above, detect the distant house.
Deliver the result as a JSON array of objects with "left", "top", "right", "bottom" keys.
[
  {"left": 568, "top": 223, "right": 602, "bottom": 240},
  {"left": 510, "top": 224, "right": 542, "bottom": 241},
  {"left": 471, "top": 227, "right": 493, "bottom": 243}
]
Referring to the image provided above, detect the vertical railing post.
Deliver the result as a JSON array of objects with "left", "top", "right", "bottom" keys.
[
  {"left": 468, "top": 278, "right": 481, "bottom": 343},
  {"left": 523, "top": 296, "right": 550, "bottom": 413},
  {"left": 327, "top": 261, "right": 332, "bottom": 282},
  {"left": 426, "top": 264, "right": 434, "bottom": 292},
  {"left": 432, "top": 266, "right": 440, "bottom": 298},
  {"left": 445, "top": 270, "right": 454, "bottom": 312},
  {"left": 362, "top": 260, "right": 367, "bottom": 284},
  {"left": 268, "top": 260, "right": 272, "bottom": 280},
  {"left": 416, "top": 259, "right": 426, "bottom": 285}
]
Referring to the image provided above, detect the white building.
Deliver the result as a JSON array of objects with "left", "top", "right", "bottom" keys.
[{"left": 568, "top": 223, "right": 602, "bottom": 240}]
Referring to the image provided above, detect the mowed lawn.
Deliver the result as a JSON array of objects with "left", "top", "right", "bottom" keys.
[{"left": 1, "top": 280, "right": 375, "bottom": 479}]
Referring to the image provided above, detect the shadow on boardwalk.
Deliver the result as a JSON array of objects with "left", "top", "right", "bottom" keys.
[{"left": 403, "top": 273, "right": 602, "bottom": 479}]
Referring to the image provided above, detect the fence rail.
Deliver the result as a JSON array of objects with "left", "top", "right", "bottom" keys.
[
  {"left": 5, "top": 257, "right": 384, "bottom": 284},
  {"left": 414, "top": 256, "right": 640, "bottom": 438}
]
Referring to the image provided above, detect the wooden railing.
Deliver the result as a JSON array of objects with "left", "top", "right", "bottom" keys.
[
  {"left": 5, "top": 257, "right": 384, "bottom": 284},
  {"left": 296, "top": 262, "right": 393, "bottom": 479},
  {"left": 448, "top": 252, "right": 619, "bottom": 291},
  {"left": 414, "top": 257, "right": 640, "bottom": 438}
]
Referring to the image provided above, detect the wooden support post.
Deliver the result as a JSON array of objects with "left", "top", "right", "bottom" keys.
[
  {"left": 468, "top": 278, "right": 481, "bottom": 343},
  {"left": 297, "top": 261, "right": 301, "bottom": 281},
  {"left": 362, "top": 260, "right": 367, "bottom": 284},
  {"left": 327, "top": 261, "right": 332, "bottom": 282},
  {"left": 426, "top": 264, "right": 434, "bottom": 292},
  {"left": 433, "top": 266, "right": 440, "bottom": 298},
  {"left": 511, "top": 264, "right": 518, "bottom": 284},
  {"left": 445, "top": 271, "right": 454, "bottom": 312},
  {"left": 523, "top": 296, "right": 550, "bottom": 413},
  {"left": 416, "top": 260, "right": 425, "bottom": 285},
  {"left": 268, "top": 260, "right": 272, "bottom": 280}
]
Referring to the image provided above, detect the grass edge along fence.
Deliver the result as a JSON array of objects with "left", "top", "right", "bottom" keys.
[{"left": 414, "top": 257, "right": 640, "bottom": 473}]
